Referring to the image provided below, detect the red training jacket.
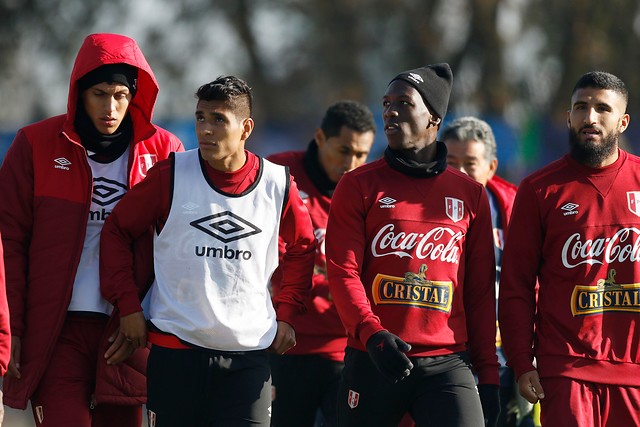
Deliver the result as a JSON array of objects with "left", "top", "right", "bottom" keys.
[
  {"left": 326, "top": 158, "right": 499, "bottom": 385},
  {"left": 500, "top": 151, "right": 640, "bottom": 385},
  {"left": 486, "top": 175, "right": 518, "bottom": 233},
  {"left": 0, "top": 33, "right": 184, "bottom": 409},
  {"left": 268, "top": 150, "right": 347, "bottom": 361},
  {"left": 0, "top": 236, "right": 10, "bottom": 377}
]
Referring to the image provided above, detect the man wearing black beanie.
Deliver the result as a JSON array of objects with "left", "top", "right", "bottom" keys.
[
  {"left": 326, "top": 64, "right": 501, "bottom": 427},
  {"left": 0, "top": 33, "right": 184, "bottom": 426}
]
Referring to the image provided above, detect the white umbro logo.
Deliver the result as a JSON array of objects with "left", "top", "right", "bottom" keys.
[
  {"left": 407, "top": 73, "right": 424, "bottom": 84},
  {"left": 54, "top": 157, "right": 71, "bottom": 170},
  {"left": 182, "top": 202, "right": 199, "bottom": 214},
  {"left": 561, "top": 202, "right": 579, "bottom": 216},
  {"left": 379, "top": 197, "right": 396, "bottom": 208}
]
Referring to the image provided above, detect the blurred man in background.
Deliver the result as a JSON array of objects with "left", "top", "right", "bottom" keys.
[
  {"left": 268, "top": 100, "right": 376, "bottom": 427},
  {"left": 442, "top": 117, "right": 534, "bottom": 427}
]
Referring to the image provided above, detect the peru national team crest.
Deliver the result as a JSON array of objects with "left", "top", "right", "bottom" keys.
[
  {"left": 627, "top": 192, "right": 640, "bottom": 217},
  {"left": 138, "top": 154, "right": 158, "bottom": 177},
  {"left": 445, "top": 197, "right": 464, "bottom": 223},
  {"left": 348, "top": 389, "right": 360, "bottom": 409}
]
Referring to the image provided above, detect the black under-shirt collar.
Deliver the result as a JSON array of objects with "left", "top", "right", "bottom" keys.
[
  {"left": 74, "top": 102, "right": 132, "bottom": 163},
  {"left": 303, "top": 140, "right": 336, "bottom": 197},
  {"left": 384, "top": 141, "right": 448, "bottom": 178}
]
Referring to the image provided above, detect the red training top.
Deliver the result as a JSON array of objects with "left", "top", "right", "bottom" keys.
[{"left": 500, "top": 150, "right": 640, "bottom": 386}]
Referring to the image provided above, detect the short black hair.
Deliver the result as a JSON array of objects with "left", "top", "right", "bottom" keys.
[
  {"left": 195, "top": 76, "right": 252, "bottom": 118},
  {"left": 572, "top": 71, "right": 629, "bottom": 105},
  {"left": 320, "top": 100, "right": 376, "bottom": 138}
]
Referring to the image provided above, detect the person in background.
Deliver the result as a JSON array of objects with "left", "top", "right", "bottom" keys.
[
  {"left": 0, "top": 33, "right": 184, "bottom": 426},
  {"left": 442, "top": 117, "right": 533, "bottom": 427},
  {"left": 268, "top": 100, "right": 376, "bottom": 427},
  {"left": 499, "top": 70, "right": 640, "bottom": 427},
  {"left": 100, "top": 76, "right": 316, "bottom": 426},
  {"left": 326, "top": 63, "right": 500, "bottom": 427},
  {"left": 0, "top": 235, "right": 11, "bottom": 426}
]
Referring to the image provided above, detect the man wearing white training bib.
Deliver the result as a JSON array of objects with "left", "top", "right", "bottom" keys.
[{"left": 100, "top": 76, "right": 316, "bottom": 426}]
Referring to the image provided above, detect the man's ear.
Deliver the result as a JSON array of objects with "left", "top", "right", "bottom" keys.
[
  {"left": 314, "top": 128, "right": 326, "bottom": 147},
  {"left": 241, "top": 117, "right": 255, "bottom": 141},
  {"left": 619, "top": 113, "right": 630, "bottom": 134},
  {"left": 488, "top": 158, "right": 498, "bottom": 180}
]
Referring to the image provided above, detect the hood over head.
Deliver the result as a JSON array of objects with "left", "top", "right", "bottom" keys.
[{"left": 65, "top": 33, "right": 159, "bottom": 141}]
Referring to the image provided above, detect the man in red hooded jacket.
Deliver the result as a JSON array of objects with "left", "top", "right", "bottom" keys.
[{"left": 0, "top": 33, "right": 184, "bottom": 426}]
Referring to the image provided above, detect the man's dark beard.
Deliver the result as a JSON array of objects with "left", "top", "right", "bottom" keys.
[{"left": 568, "top": 127, "right": 618, "bottom": 167}]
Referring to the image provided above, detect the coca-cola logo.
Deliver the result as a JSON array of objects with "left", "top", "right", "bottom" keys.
[
  {"left": 561, "top": 228, "right": 640, "bottom": 268},
  {"left": 370, "top": 224, "right": 463, "bottom": 263}
]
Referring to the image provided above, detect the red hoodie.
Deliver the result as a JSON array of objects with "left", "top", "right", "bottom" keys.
[{"left": 0, "top": 33, "right": 184, "bottom": 409}]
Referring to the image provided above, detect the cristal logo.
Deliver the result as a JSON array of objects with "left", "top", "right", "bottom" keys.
[
  {"left": 370, "top": 224, "right": 463, "bottom": 263},
  {"left": 561, "top": 228, "right": 640, "bottom": 268}
]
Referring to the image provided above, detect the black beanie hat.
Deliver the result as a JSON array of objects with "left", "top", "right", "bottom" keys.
[
  {"left": 78, "top": 63, "right": 138, "bottom": 96},
  {"left": 389, "top": 63, "right": 453, "bottom": 120}
]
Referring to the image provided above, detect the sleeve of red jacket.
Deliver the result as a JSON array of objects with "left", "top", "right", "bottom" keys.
[
  {"left": 0, "top": 236, "right": 12, "bottom": 375},
  {"left": 271, "top": 175, "right": 316, "bottom": 327},
  {"left": 100, "top": 160, "right": 170, "bottom": 316},
  {"left": 498, "top": 181, "right": 541, "bottom": 380},
  {"left": 464, "top": 188, "right": 500, "bottom": 385},
  {"left": 0, "top": 131, "right": 33, "bottom": 338},
  {"left": 326, "top": 173, "right": 385, "bottom": 345}
]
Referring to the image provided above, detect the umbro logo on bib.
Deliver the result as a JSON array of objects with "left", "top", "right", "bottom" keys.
[
  {"left": 93, "top": 177, "right": 127, "bottom": 206},
  {"left": 190, "top": 211, "right": 262, "bottom": 243}
]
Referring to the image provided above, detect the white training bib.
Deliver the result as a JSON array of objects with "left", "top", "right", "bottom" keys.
[
  {"left": 69, "top": 148, "right": 130, "bottom": 314},
  {"left": 149, "top": 150, "right": 287, "bottom": 351}
]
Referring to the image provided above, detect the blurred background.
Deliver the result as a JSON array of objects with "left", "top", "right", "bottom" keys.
[
  {"left": 2, "top": 0, "right": 640, "bottom": 183},
  {"left": 1, "top": 0, "right": 639, "bottom": 424}
]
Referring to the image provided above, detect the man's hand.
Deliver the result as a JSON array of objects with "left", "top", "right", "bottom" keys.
[
  {"left": 365, "top": 331, "right": 413, "bottom": 383},
  {"left": 268, "top": 321, "right": 296, "bottom": 355},
  {"left": 518, "top": 370, "right": 545, "bottom": 403},
  {"left": 104, "top": 311, "right": 147, "bottom": 365},
  {"left": 7, "top": 336, "right": 21, "bottom": 378}
]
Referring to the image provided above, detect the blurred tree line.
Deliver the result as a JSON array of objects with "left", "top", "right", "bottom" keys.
[{"left": 2, "top": 0, "right": 640, "bottom": 179}]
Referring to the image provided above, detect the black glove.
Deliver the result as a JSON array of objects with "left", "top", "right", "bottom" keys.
[
  {"left": 365, "top": 331, "right": 413, "bottom": 383},
  {"left": 478, "top": 384, "right": 501, "bottom": 427}
]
